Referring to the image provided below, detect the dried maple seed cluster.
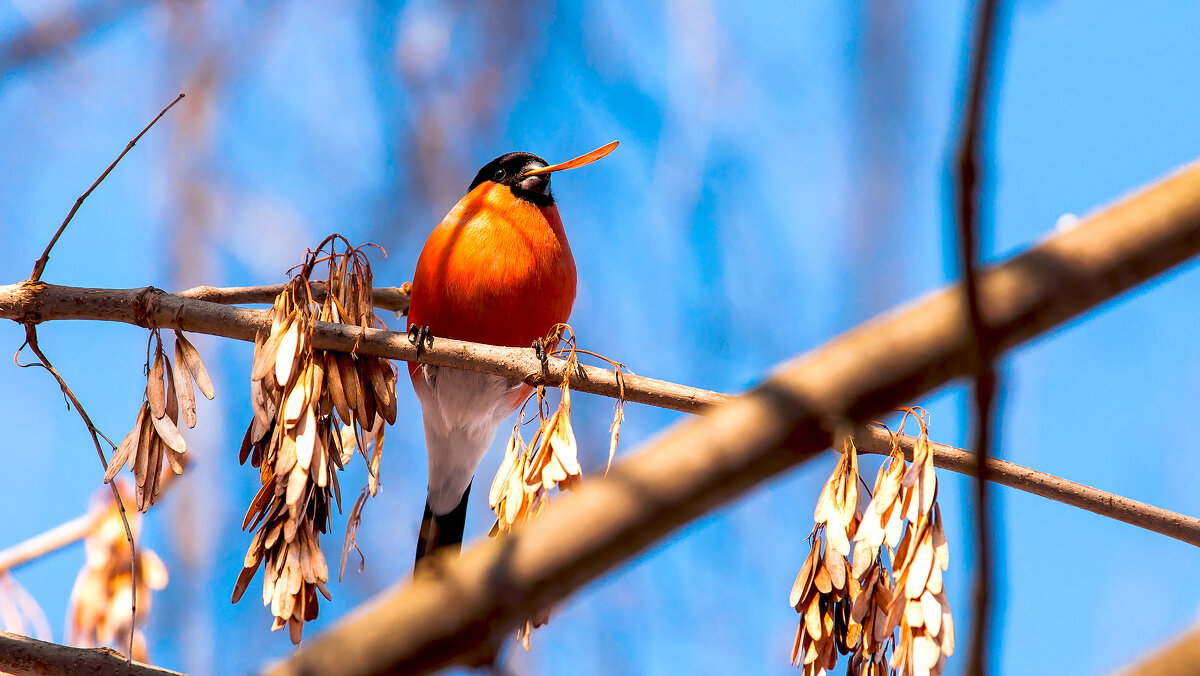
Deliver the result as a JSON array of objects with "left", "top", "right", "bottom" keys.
[
  {"left": 486, "top": 324, "right": 628, "bottom": 649},
  {"left": 790, "top": 411, "right": 954, "bottom": 676},
  {"left": 67, "top": 483, "right": 168, "bottom": 662},
  {"left": 790, "top": 438, "right": 861, "bottom": 673},
  {"left": 105, "top": 329, "right": 213, "bottom": 510},
  {"left": 232, "top": 235, "right": 396, "bottom": 644}
]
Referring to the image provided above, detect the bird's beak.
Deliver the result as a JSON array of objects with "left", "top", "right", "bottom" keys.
[{"left": 522, "top": 141, "right": 619, "bottom": 177}]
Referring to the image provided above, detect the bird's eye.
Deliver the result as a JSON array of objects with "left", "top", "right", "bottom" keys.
[{"left": 493, "top": 169, "right": 506, "bottom": 181}]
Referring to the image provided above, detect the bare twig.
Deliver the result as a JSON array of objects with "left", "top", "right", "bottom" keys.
[
  {"left": 176, "top": 281, "right": 411, "bottom": 315},
  {"left": 28, "top": 93, "right": 185, "bottom": 283},
  {"left": 0, "top": 513, "right": 100, "bottom": 574},
  {"left": 0, "top": 629, "right": 185, "bottom": 676},
  {"left": 265, "top": 159, "right": 1200, "bottom": 676},
  {"left": 16, "top": 325, "right": 138, "bottom": 661},
  {"left": 852, "top": 426, "right": 1200, "bottom": 548},
  {"left": 954, "top": 1, "right": 1002, "bottom": 674}
]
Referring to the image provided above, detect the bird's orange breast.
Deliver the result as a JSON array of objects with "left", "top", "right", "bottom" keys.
[{"left": 407, "top": 182, "right": 577, "bottom": 366}]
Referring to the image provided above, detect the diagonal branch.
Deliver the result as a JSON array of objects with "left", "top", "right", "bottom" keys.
[
  {"left": 852, "top": 426, "right": 1200, "bottom": 548},
  {"left": 262, "top": 159, "right": 1200, "bottom": 676}
]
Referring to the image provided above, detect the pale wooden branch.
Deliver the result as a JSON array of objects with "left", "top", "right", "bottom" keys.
[
  {"left": 0, "top": 513, "right": 99, "bottom": 574},
  {"left": 1112, "top": 624, "right": 1200, "bottom": 676},
  {"left": 262, "top": 160, "right": 1200, "bottom": 676},
  {"left": 0, "top": 630, "right": 185, "bottom": 676},
  {"left": 0, "top": 283, "right": 714, "bottom": 414},
  {"left": 175, "top": 282, "right": 411, "bottom": 315}
]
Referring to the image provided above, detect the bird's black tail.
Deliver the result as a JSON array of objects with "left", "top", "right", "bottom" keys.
[{"left": 414, "top": 482, "right": 471, "bottom": 570}]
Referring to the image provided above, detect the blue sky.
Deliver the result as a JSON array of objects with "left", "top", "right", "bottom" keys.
[{"left": 2, "top": 2, "right": 1200, "bottom": 674}]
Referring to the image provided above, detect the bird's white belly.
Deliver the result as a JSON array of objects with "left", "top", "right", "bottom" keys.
[{"left": 412, "top": 364, "right": 525, "bottom": 514}]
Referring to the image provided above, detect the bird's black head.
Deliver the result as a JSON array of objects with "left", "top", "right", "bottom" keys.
[{"left": 468, "top": 152, "right": 554, "bottom": 207}]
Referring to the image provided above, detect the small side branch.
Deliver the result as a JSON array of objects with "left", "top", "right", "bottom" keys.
[
  {"left": 29, "top": 93, "right": 184, "bottom": 283},
  {"left": 0, "top": 630, "right": 185, "bottom": 676},
  {"left": 853, "top": 426, "right": 1200, "bottom": 548},
  {"left": 176, "top": 281, "right": 411, "bottom": 315}
]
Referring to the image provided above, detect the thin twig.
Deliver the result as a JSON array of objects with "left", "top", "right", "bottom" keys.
[
  {"left": 28, "top": 92, "right": 185, "bottom": 283},
  {"left": 851, "top": 426, "right": 1200, "bottom": 548},
  {"left": 176, "top": 281, "right": 411, "bottom": 315},
  {"left": 954, "top": 1, "right": 1002, "bottom": 674},
  {"left": 17, "top": 324, "right": 138, "bottom": 661}
]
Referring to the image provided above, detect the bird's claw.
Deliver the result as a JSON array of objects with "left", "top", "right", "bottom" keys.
[
  {"left": 532, "top": 338, "right": 550, "bottom": 371},
  {"left": 408, "top": 325, "right": 433, "bottom": 356}
]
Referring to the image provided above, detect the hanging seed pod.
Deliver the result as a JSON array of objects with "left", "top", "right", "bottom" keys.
[
  {"left": 234, "top": 235, "right": 396, "bottom": 644},
  {"left": 789, "top": 411, "right": 952, "bottom": 676},
  {"left": 105, "top": 329, "right": 211, "bottom": 511}
]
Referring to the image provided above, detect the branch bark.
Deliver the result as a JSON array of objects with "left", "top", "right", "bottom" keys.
[
  {"left": 0, "top": 630, "right": 184, "bottom": 676},
  {"left": 261, "top": 160, "right": 1200, "bottom": 676}
]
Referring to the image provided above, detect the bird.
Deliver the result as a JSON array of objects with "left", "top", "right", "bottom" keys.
[{"left": 406, "top": 141, "right": 618, "bottom": 568}]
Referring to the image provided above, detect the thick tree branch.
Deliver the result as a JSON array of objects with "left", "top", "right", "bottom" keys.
[
  {"left": 0, "top": 630, "right": 184, "bottom": 676},
  {"left": 261, "top": 160, "right": 1200, "bottom": 676}
]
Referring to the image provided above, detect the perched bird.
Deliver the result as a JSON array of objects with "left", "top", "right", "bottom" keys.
[{"left": 406, "top": 142, "right": 618, "bottom": 568}]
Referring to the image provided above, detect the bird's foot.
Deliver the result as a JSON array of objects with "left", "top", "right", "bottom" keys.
[
  {"left": 408, "top": 325, "right": 433, "bottom": 356},
  {"left": 532, "top": 338, "right": 550, "bottom": 371}
]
